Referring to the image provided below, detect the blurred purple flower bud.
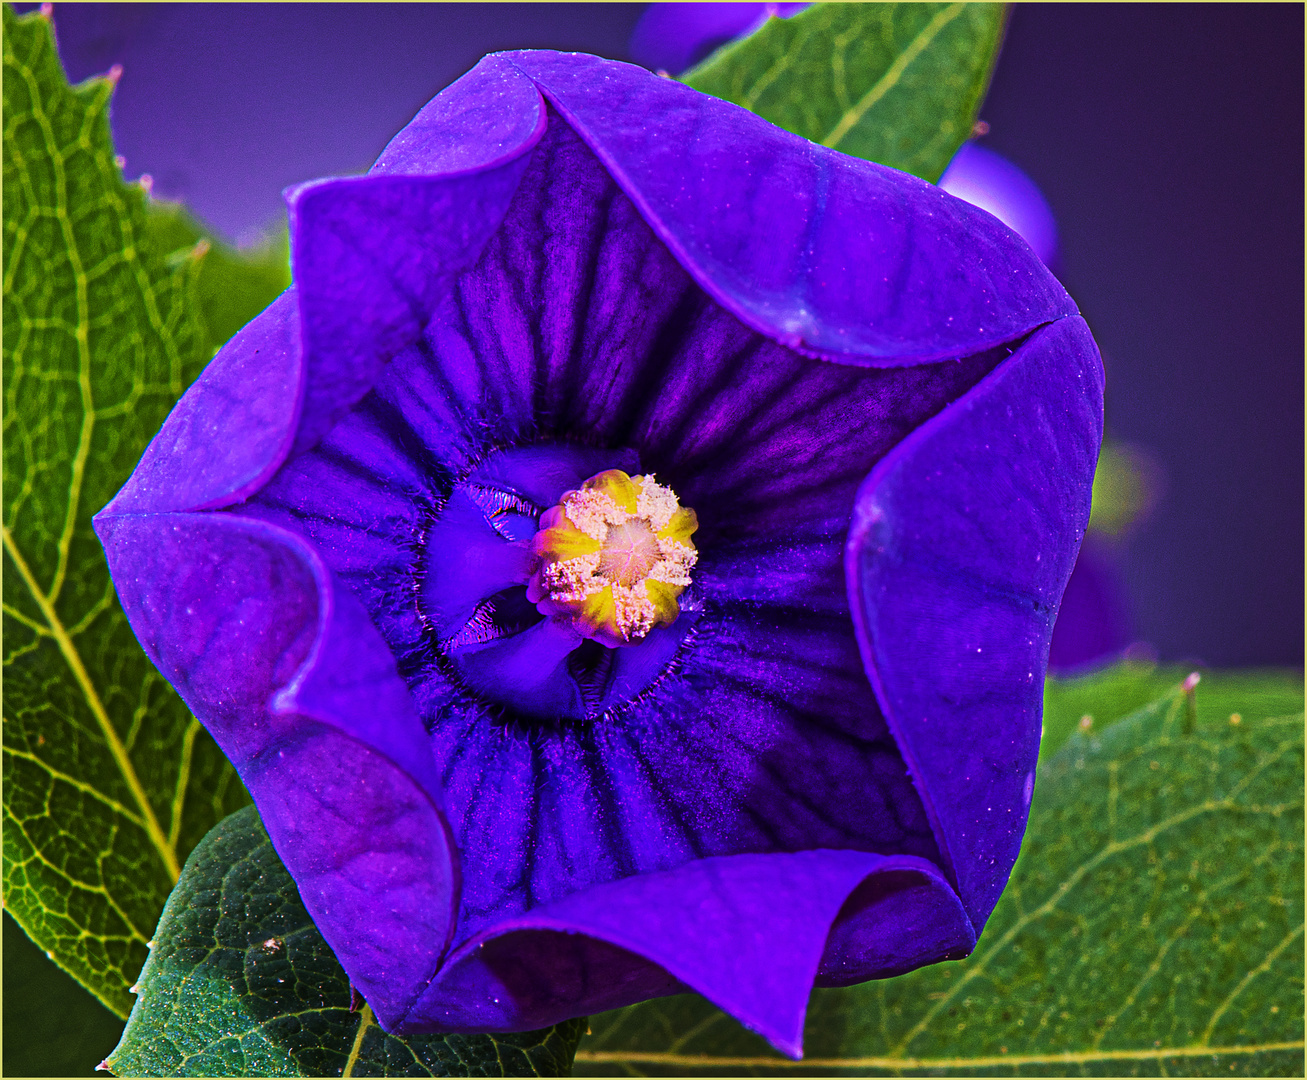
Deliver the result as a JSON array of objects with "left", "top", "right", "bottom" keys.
[
  {"left": 939, "top": 141, "right": 1059, "bottom": 268},
  {"left": 630, "top": 2, "right": 810, "bottom": 75}
]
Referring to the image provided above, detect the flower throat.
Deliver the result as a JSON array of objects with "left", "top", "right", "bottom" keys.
[
  {"left": 418, "top": 446, "right": 702, "bottom": 724},
  {"left": 527, "top": 469, "right": 698, "bottom": 647}
]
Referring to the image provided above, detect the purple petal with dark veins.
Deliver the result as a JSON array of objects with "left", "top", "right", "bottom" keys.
[
  {"left": 847, "top": 315, "right": 1103, "bottom": 926},
  {"left": 93, "top": 512, "right": 458, "bottom": 1029},
  {"left": 497, "top": 51, "right": 1076, "bottom": 363}
]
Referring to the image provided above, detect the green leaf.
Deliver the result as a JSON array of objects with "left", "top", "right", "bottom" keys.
[
  {"left": 684, "top": 2, "right": 1007, "bottom": 182},
  {"left": 1042, "top": 664, "right": 1307, "bottom": 764},
  {"left": 107, "top": 806, "right": 587, "bottom": 1078},
  {"left": 2, "top": 4, "right": 252, "bottom": 1018},
  {"left": 141, "top": 198, "right": 289, "bottom": 357},
  {"left": 1040, "top": 660, "right": 1196, "bottom": 763},
  {"left": 576, "top": 669, "right": 1305, "bottom": 1075},
  {"left": 1086, "top": 440, "right": 1158, "bottom": 538}
]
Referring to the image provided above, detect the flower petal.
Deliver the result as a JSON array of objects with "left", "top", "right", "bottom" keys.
[
  {"left": 405, "top": 850, "right": 973, "bottom": 1058},
  {"left": 421, "top": 593, "right": 939, "bottom": 952},
  {"left": 423, "top": 490, "right": 535, "bottom": 638},
  {"left": 92, "top": 511, "right": 458, "bottom": 1029},
  {"left": 846, "top": 315, "right": 1103, "bottom": 927},
  {"left": 388, "top": 112, "right": 1012, "bottom": 545},
  {"left": 100, "top": 57, "right": 548, "bottom": 519},
  {"left": 287, "top": 58, "right": 548, "bottom": 455},
  {"left": 287, "top": 164, "right": 540, "bottom": 456},
  {"left": 498, "top": 51, "right": 1077, "bottom": 363},
  {"left": 452, "top": 617, "right": 586, "bottom": 720},
  {"left": 102, "top": 290, "right": 303, "bottom": 515},
  {"left": 370, "top": 56, "right": 549, "bottom": 178}
]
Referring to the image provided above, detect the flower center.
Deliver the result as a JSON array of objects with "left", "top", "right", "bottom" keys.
[
  {"left": 418, "top": 447, "right": 703, "bottom": 723},
  {"left": 526, "top": 469, "right": 698, "bottom": 648}
]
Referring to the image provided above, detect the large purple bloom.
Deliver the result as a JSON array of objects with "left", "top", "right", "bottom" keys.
[{"left": 95, "top": 53, "right": 1102, "bottom": 1056}]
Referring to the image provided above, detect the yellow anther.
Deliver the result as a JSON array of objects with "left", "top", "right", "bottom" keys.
[{"left": 527, "top": 470, "right": 698, "bottom": 647}]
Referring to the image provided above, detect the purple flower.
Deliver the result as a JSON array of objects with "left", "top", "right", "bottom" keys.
[
  {"left": 94, "top": 52, "right": 1102, "bottom": 1056},
  {"left": 938, "top": 141, "right": 1060, "bottom": 269}
]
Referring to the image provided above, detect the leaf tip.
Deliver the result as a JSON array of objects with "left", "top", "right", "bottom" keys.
[{"left": 106, "top": 62, "right": 123, "bottom": 85}]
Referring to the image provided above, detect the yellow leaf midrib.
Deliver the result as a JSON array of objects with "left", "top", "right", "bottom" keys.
[
  {"left": 574, "top": 1040, "right": 1305, "bottom": 1072},
  {"left": 820, "top": 3, "right": 967, "bottom": 149},
  {"left": 3, "top": 27, "right": 191, "bottom": 894},
  {"left": 3, "top": 523, "right": 180, "bottom": 884}
]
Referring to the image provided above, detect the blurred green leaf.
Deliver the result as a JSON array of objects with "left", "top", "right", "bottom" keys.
[
  {"left": 1087, "top": 440, "right": 1159, "bottom": 538},
  {"left": 108, "top": 806, "right": 586, "bottom": 1078},
  {"left": 576, "top": 669, "right": 1305, "bottom": 1075},
  {"left": 2, "top": 3, "right": 256, "bottom": 1018},
  {"left": 1041, "top": 663, "right": 1305, "bottom": 763},
  {"left": 2, "top": 911, "right": 124, "bottom": 1076},
  {"left": 684, "top": 2, "right": 1006, "bottom": 182},
  {"left": 142, "top": 198, "right": 288, "bottom": 356}
]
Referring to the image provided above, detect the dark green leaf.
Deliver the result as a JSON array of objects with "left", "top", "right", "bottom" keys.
[
  {"left": 684, "top": 2, "right": 1006, "bottom": 182},
  {"left": 107, "top": 806, "right": 587, "bottom": 1078},
  {"left": 2, "top": 910, "right": 124, "bottom": 1077},
  {"left": 2, "top": 3, "right": 250, "bottom": 1017},
  {"left": 577, "top": 669, "right": 1304, "bottom": 1075}
]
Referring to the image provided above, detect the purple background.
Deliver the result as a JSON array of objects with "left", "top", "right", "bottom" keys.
[{"left": 38, "top": 2, "right": 1305, "bottom": 668}]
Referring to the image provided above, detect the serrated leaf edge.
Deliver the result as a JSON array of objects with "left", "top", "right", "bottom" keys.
[{"left": 3, "top": 8, "right": 191, "bottom": 891}]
